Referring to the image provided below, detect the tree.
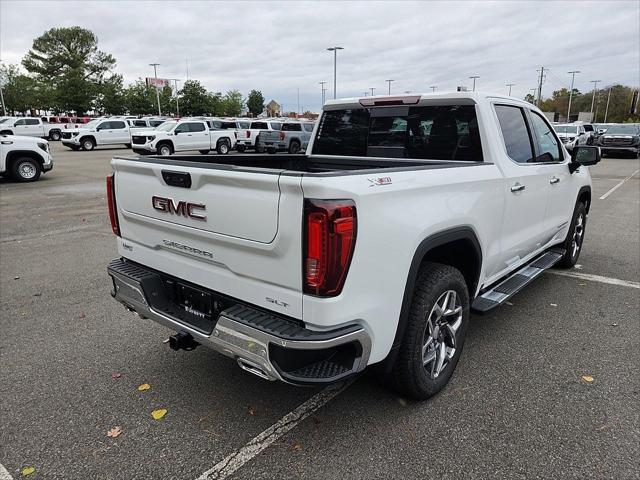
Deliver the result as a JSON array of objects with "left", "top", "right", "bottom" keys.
[
  {"left": 95, "top": 74, "right": 126, "bottom": 115},
  {"left": 0, "top": 64, "right": 50, "bottom": 114},
  {"left": 246, "top": 90, "right": 264, "bottom": 117},
  {"left": 124, "top": 79, "right": 157, "bottom": 115},
  {"left": 221, "top": 89, "right": 243, "bottom": 116},
  {"left": 22, "top": 27, "right": 116, "bottom": 114},
  {"left": 179, "top": 80, "right": 212, "bottom": 116}
]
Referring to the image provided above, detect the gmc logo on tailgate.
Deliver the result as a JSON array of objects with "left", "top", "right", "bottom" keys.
[{"left": 152, "top": 196, "right": 206, "bottom": 220}]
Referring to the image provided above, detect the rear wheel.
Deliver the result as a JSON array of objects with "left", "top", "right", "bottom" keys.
[
  {"left": 216, "top": 139, "right": 230, "bottom": 154},
  {"left": 255, "top": 136, "right": 265, "bottom": 153},
  {"left": 81, "top": 137, "right": 95, "bottom": 151},
  {"left": 236, "top": 144, "right": 246, "bottom": 153},
  {"left": 157, "top": 143, "right": 173, "bottom": 156},
  {"left": 389, "top": 263, "right": 469, "bottom": 400},
  {"left": 556, "top": 202, "right": 587, "bottom": 268},
  {"left": 288, "top": 140, "right": 301, "bottom": 154},
  {"left": 11, "top": 157, "right": 41, "bottom": 182},
  {"left": 49, "top": 131, "right": 61, "bottom": 141}
]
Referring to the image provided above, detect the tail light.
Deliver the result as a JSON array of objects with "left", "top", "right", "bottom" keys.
[
  {"left": 304, "top": 199, "right": 357, "bottom": 297},
  {"left": 245, "top": 130, "right": 250, "bottom": 138},
  {"left": 234, "top": 131, "right": 238, "bottom": 139},
  {"left": 279, "top": 131, "right": 285, "bottom": 141},
  {"left": 106, "top": 174, "right": 120, "bottom": 236}
]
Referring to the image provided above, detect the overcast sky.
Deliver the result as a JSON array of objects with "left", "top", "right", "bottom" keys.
[{"left": 1, "top": 0, "right": 638, "bottom": 112}]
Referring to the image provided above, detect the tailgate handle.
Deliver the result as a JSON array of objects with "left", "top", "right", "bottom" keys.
[{"left": 162, "top": 170, "right": 192, "bottom": 188}]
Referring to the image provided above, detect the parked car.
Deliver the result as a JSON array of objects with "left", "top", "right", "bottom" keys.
[
  {"left": 553, "top": 124, "right": 587, "bottom": 146},
  {"left": 61, "top": 118, "right": 131, "bottom": 151},
  {"left": 130, "top": 119, "right": 235, "bottom": 155},
  {"left": 260, "top": 121, "right": 316, "bottom": 154},
  {"left": 593, "top": 124, "right": 640, "bottom": 157},
  {"left": 236, "top": 120, "right": 283, "bottom": 152},
  {"left": 0, "top": 134, "right": 53, "bottom": 182},
  {"left": 0, "top": 117, "right": 63, "bottom": 141},
  {"left": 106, "top": 92, "right": 599, "bottom": 400}
]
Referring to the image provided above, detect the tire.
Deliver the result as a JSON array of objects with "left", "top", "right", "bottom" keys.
[
  {"left": 556, "top": 202, "right": 587, "bottom": 268},
  {"left": 216, "top": 140, "right": 230, "bottom": 154},
  {"left": 49, "top": 130, "right": 61, "bottom": 141},
  {"left": 157, "top": 143, "right": 173, "bottom": 156},
  {"left": 236, "top": 145, "right": 246, "bottom": 153},
  {"left": 199, "top": 150, "right": 210, "bottom": 155},
  {"left": 255, "top": 136, "right": 265, "bottom": 153},
  {"left": 388, "top": 262, "right": 470, "bottom": 400},
  {"left": 267, "top": 147, "right": 277, "bottom": 154},
  {"left": 11, "top": 156, "right": 41, "bottom": 182},
  {"left": 288, "top": 140, "right": 301, "bottom": 154},
  {"left": 81, "top": 137, "right": 95, "bottom": 151}
]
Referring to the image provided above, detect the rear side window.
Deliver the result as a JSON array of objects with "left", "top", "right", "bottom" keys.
[
  {"left": 239, "top": 122, "right": 250, "bottom": 129},
  {"left": 149, "top": 120, "right": 164, "bottom": 127},
  {"left": 251, "top": 122, "right": 268, "bottom": 129},
  {"left": 313, "top": 109, "right": 370, "bottom": 156},
  {"left": 303, "top": 123, "right": 315, "bottom": 132},
  {"left": 495, "top": 105, "right": 534, "bottom": 163},
  {"left": 110, "top": 121, "right": 126, "bottom": 129},
  {"left": 188, "top": 122, "right": 206, "bottom": 132},
  {"left": 270, "top": 122, "right": 282, "bottom": 131},
  {"left": 529, "top": 111, "right": 562, "bottom": 163},
  {"left": 282, "top": 123, "right": 302, "bottom": 131},
  {"left": 133, "top": 120, "right": 146, "bottom": 126},
  {"left": 25, "top": 118, "right": 40, "bottom": 125},
  {"left": 221, "top": 122, "right": 237, "bottom": 129}
]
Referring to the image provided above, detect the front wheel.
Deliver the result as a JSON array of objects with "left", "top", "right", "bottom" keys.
[
  {"left": 11, "top": 157, "right": 41, "bottom": 182},
  {"left": 388, "top": 263, "right": 470, "bottom": 400},
  {"left": 81, "top": 138, "right": 95, "bottom": 151},
  {"left": 157, "top": 143, "right": 173, "bottom": 156},
  {"left": 556, "top": 202, "right": 587, "bottom": 268}
]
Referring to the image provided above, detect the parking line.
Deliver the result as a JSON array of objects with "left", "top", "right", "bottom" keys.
[
  {"left": 599, "top": 168, "right": 639, "bottom": 200},
  {"left": 196, "top": 379, "right": 355, "bottom": 480},
  {"left": 0, "top": 463, "right": 13, "bottom": 480},
  {"left": 547, "top": 270, "right": 640, "bottom": 289}
]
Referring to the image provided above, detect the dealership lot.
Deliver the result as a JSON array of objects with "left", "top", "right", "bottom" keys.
[{"left": 1, "top": 143, "right": 638, "bottom": 479}]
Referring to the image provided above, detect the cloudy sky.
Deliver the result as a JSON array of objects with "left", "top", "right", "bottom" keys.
[{"left": 1, "top": 0, "right": 638, "bottom": 112}]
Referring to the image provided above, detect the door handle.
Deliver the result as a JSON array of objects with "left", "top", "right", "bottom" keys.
[
  {"left": 1, "top": 141, "right": 13, "bottom": 145},
  {"left": 550, "top": 176, "right": 560, "bottom": 184},
  {"left": 510, "top": 183, "right": 526, "bottom": 193}
]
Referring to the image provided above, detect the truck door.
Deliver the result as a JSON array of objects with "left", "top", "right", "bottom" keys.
[
  {"left": 188, "top": 122, "right": 209, "bottom": 150},
  {"left": 526, "top": 110, "right": 575, "bottom": 242},
  {"left": 108, "top": 120, "right": 129, "bottom": 143},
  {"left": 493, "top": 104, "right": 551, "bottom": 273},
  {"left": 24, "top": 118, "right": 43, "bottom": 136}
]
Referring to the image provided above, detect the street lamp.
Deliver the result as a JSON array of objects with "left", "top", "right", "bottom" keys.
[
  {"left": 567, "top": 70, "right": 580, "bottom": 122},
  {"left": 326, "top": 47, "right": 344, "bottom": 99},
  {"left": 590, "top": 79, "right": 601, "bottom": 120},
  {"left": 149, "top": 63, "right": 162, "bottom": 116},
  {"left": 506, "top": 83, "right": 515, "bottom": 96},
  {"left": 370, "top": 87, "right": 376, "bottom": 96},
  {"left": 319, "top": 81, "right": 327, "bottom": 106},
  {"left": 385, "top": 79, "right": 394, "bottom": 95},
  {"left": 430, "top": 85, "right": 437, "bottom": 93},
  {"left": 469, "top": 75, "right": 480, "bottom": 91}
]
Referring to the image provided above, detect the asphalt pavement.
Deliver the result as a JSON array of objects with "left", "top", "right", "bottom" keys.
[{"left": 0, "top": 143, "right": 638, "bottom": 479}]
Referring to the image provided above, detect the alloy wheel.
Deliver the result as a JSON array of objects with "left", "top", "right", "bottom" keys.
[{"left": 422, "top": 290, "right": 463, "bottom": 379}]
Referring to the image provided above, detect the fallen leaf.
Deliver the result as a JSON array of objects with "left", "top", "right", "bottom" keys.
[
  {"left": 33, "top": 293, "right": 42, "bottom": 297},
  {"left": 78, "top": 312, "right": 86, "bottom": 319},
  {"left": 138, "top": 383, "right": 150, "bottom": 391},
  {"left": 397, "top": 398, "right": 408, "bottom": 407},
  {"left": 505, "top": 301, "right": 514, "bottom": 306},
  {"left": 292, "top": 443, "right": 303, "bottom": 451},
  {"left": 248, "top": 407, "right": 256, "bottom": 416},
  {"left": 550, "top": 303, "right": 558, "bottom": 307},
  {"left": 581, "top": 375, "right": 594, "bottom": 383},
  {"left": 21, "top": 466, "right": 35, "bottom": 476},
  {"left": 112, "top": 373, "right": 122, "bottom": 379},
  {"left": 107, "top": 426, "right": 122, "bottom": 438},
  {"left": 611, "top": 323, "right": 619, "bottom": 327},
  {"left": 151, "top": 408, "right": 167, "bottom": 420},
  {"left": 579, "top": 283, "right": 587, "bottom": 286}
]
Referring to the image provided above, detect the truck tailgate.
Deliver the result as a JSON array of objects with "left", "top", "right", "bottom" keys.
[{"left": 111, "top": 157, "right": 304, "bottom": 318}]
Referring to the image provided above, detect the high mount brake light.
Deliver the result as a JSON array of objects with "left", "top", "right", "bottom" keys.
[
  {"left": 106, "top": 174, "right": 120, "bottom": 237},
  {"left": 304, "top": 199, "right": 357, "bottom": 297},
  {"left": 358, "top": 95, "right": 421, "bottom": 107}
]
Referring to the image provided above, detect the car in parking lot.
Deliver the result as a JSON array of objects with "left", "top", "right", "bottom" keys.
[
  {"left": 106, "top": 92, "right": 600, "bottom": 400},
  {"left": 260, "top": 121, "right": 316, "bottom": 154},
  {"left": 0, "top": 117, "right": 63, "bottom": 141},
  {"left": 0, "top": 133, "right": 53, "bottom": 181},
  {"left": 61, "top": 118, "right": 132, "bottom": 150},
  {"left": 553, "top": 123, "right": 588, "bottom": 149},
  {"left": 593, "top": 123, "right": 640, "bottom": 157},
  {"left": 236, "top": 120, "right": 283, "bottom": 152}
]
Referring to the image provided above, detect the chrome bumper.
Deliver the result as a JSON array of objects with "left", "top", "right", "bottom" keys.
[{"left": 108, "top": 260, "right": 371, "bottom": 384}]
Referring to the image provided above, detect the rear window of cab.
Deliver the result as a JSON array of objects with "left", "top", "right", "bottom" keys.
[{"left": 312, "top": 105, "right": 483, "bottom": 161}]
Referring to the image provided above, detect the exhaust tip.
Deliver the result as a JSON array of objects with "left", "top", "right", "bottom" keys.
[{"left": 168, "top": 331, "right": 199, "bottom": 351}]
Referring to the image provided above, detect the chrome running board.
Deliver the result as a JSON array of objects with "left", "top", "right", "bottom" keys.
[{"left": 472, "top": 248, "right": 565, "bottom": 313}]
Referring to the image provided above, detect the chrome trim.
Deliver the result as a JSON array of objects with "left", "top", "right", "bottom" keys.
[{"left": 109, "top": 273, "right": 372, "bottom": 384}]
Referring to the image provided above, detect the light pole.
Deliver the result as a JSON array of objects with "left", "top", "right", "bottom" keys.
[
  {"left": 319, "top": 81, "right": 327, "bottom": 106},
  {"left": 469, "top": 75, "right": 479, "bottom": 91},
  {"left": 149, "top": 63, "right": 162, "bottom": 116},
  {"left": 170, "top": 79, "right": 180, "bottom": 117},
  {"left": 590, "top": 79, "right": 601, "bottom": 121},
  {"left": 430, "top": 85, "right": 437, "bottom": 93},
  {"left": 604, "top": 86, "right": 612, "bottom": 122},
  {"left": 369, "top": 87, "right": 376, "bottom": 96},
  {"left": 326, "top": 46, "right": 344, "bottom": 99},
  {"left": 506, "top": 83, "right": 515, "bottom": 96},
  {"left": 567, "top": 70, "right": 580, "bottom": 123},
  {"left": 385, "top": 79, "right": 394, "bottom": 94}
]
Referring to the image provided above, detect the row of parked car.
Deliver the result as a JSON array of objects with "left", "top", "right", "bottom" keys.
[{"left": 552, "top": 121, "right": 640, "bottom": 157}]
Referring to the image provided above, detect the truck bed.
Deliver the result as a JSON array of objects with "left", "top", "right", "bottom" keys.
[{"left": 114, "top": 153, "right": 481, "bottom": 176}]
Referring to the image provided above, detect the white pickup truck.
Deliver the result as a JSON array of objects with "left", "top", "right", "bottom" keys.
[
  {"left": 1, "top": 134, "right": 53, "bottom": 181},
  {"left": 235, "top": 120, "right": 283, "bottom": 152},
  {"left": 131, "top": 120, "right": 235, "bottom": 155},
  {"left": 0, "top": 117, "right": 63, "bottom": 141},
  {"left": 61, "top": 118, "right": 133, "bottom": 151},
  {"left": 106, "top": 92, "right": 600, "bottom": 399}
]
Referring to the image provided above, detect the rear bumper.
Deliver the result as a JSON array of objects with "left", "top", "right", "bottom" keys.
[{"left": 107, "top": 258, "right": 371, "bottom": 385}]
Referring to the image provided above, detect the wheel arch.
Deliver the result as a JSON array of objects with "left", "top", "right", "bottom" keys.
[
  {"left": 381, "top": 226, "right": 483, "bottom": 373},
  {"left": 79, "top": 135, "right": 96, "bottom": 145},
  {"left": 6, "top": 150, "right": 45, "bottom": 170},
  {"left": 577, "top": 185, "right": 591, "bottom": 213}
]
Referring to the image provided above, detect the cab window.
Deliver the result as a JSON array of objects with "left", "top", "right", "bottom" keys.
[
  {"left": 494, "top": 105, "right": 535, "bottom": 163},
  {"left": 110, "top": 121, "right": 126, "bottom": 129}
]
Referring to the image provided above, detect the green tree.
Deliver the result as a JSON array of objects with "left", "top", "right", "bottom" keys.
[
  {"left": 22, "top": 26, "right": 116, "bottom": 114},
  {"left": 0, "top": 64, "right": 48, "bottom": 114},
  {"left": 179, "top": 80, "right": 212, "bottom": 116},
  {"left": 94, "top": 74, "right": 126, "bottom": 115},
  {"left": 221, "top": 90, "right": 244, "bottom": 116},
  {"left": 246, "top": 90, "right": 264, "bottom": 117},
  {"left": 124, "top": 80, "right": 157, "bottom": 115}
]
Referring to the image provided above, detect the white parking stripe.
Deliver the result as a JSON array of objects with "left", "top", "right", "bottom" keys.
[
  {"left": 196, "top": 378, "right": 355, "bottom": 480},
  {"left": 0, "top": 463, "right": 13, "bottom": 480},
  {"left": 547, "top": 270, "right": 640, "bottom": 289},
  {"left": 599, "top": 168, "right": 639, "bottom": 200}
]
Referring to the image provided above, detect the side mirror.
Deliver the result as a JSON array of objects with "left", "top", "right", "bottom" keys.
[{"left": 570, "top": 146, "right": 600, "bottom": 172}]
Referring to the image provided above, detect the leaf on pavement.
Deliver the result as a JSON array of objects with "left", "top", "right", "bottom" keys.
[
  {"left": 138, "top": 383, "right": 150, "bottom": 391},
  {"left": 292, "top": 443, "right": 303, "bottom": 451},
  {"left": 112, "top": 373, "right": 122, "bottom": 379},
  {"left": 550, "top": 303, "right": 558, "bottom": 307},
  {"left": 579, "top": 283, "right": 587, "bottom": 286},
  {"left": 397, "top": 398, "right": 408, "bottom": 407},
  {"left": 79, "top": 312, "right": 86, "bottom": 319},
  {"left": 107, "top": 426, "right": 122, "bottom": 438},
  {"left": 581, "top": 375, "right": 594, "bottom": 383},
  {"left": 151, "top": 408, "right": 167, "bottom": 420},
  {"left": 21, "top": 466, "right": 35, "bottom": 476},
  {"left": 248, "top": 407, "right": 256, "bottom": 416}
]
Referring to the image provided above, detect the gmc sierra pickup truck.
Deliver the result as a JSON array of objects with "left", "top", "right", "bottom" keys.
[
  {"left": 1, "top": 134, "right": 53, "bottom": 181},
  {"left": 106, "top": 92, "right": 600, "bottom": 399},
  {"left": 131, "top": 119, "right": 235, "bottom": 155},
  {"left": 0, "top": 117, "right": 63, "bottom": 141}
]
